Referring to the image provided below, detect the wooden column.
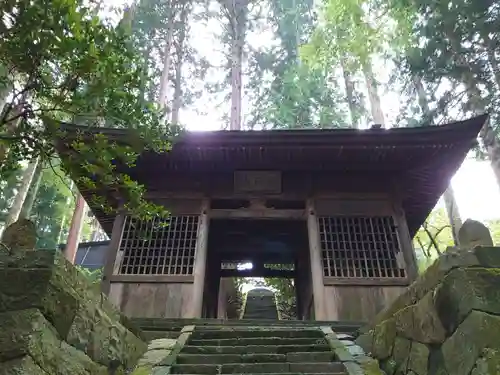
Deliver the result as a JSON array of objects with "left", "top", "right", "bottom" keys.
[
  {"left": 393, "top": 208, "right": 418, "bottom": 281},
  {"left": 188, "top": 199, "right": 210, "bottom": 318},
  {"left": 306, "top": 198, "right": 327, "bottom": 320},
  {"left": 64, "top": 193, "right": 87, "bottom": 264},
  {"left": 101, "top": 211, "right": 126, "bottom": 295}
]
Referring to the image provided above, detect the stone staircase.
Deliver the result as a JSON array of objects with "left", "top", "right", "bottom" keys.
[
  {"left": 130, "top": 318, "right": 365, "bottom": 341},
  {"left": 170, "top": 325, "right": 346, "bottom": 375},
  {"left": 241, "top": 288, "right": 279, "bottom": 320}
]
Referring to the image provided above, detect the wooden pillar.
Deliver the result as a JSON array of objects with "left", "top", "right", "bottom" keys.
[
  {"left": 393, "top": 209, "right": 418, "bottom": 281},
  {"left": 64, "top": 193, "right": 87, "bottom": 264},
  {"left": 101, "top": 211, "right": 126, "bottom": 295},
  {"left": 306, "top": 198, "right": 327, "bottom": 320},
  {"left": 188, "top": 199, "right": 210, "bottom": 318}
]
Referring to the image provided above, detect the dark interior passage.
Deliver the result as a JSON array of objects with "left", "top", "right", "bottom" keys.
[
  {"left": 209, "top": 218, "right": 307, "bottom": 275},
  {"left": 202, "top": 218, "right": 313, "bottom": 320}
]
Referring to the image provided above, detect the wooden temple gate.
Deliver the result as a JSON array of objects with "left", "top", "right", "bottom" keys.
[
  {"left": 55, "top": 115, "right": 486, "bottom": 323},
  {"left": 102, "top": 193, "right": 415, "bottom": 321}
]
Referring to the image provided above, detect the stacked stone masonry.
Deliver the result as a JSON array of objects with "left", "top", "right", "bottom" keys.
[
  {"left": 355, "top": 246, "right": 500, "bottom": 375},
  {"left": 0, "top": 249, "right": 147, "bottom": 374}
]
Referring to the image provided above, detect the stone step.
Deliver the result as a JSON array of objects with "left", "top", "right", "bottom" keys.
[
  {"left": 187, "top": 337, "right": 327, "bottom": 347},
  {"left": 130, "top": 318, "right": 364, "bottom": 332},
  {"left": 174, "top": 374, "right": 342, "bottom": 375},
  {"left": 176, "top": 352, "right": 336, "bottom": 365},
  {"left": 190, "top": 329, "right": 324, "bottom": 340},
  {"left": 182, "top": 344, "right": 331, "bottom": 355},
  {"left": 170, "top": 362, "right": 346, "bottom": 374}
]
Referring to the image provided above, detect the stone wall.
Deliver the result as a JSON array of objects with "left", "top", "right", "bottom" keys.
[
  {"left": 0, "top": 249, "right": 147, "bottom": 374},
  {"left": 355, "top": 246, "right": 500, "bottom": 375}
]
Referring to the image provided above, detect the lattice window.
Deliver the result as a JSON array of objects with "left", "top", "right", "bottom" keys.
[
  {"left": 318, "top": 216, "right": 406, "bottom": 278},
  {"left": 119, "top": 215, "right": 199, "bottom": 275}
]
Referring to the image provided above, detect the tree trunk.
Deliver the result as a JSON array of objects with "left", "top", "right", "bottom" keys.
[
  {"left": 0, "top": 87, "right": 11, "bottom": 117},
  {"left": 341, "top": 57, "right": 359, "bottom": 129},
  {"left": 361, "top": 60, "right": 385, "bottom": 126},
  {"left": 230, "top": 35, "right": 244, "bottom": 130},
  {"left": 413, "top": 76, "right": 430, "bottom": 115},
  {"left": 158, "top": 9, "right": 176, "bottom": 110},
  {"left": 4, "top": 158, "right": 39, "bottom": 228},
  {"left": 171, "top": 4, "right": 189, "bottom": 124},
  {"left": 442, "top": 185, "right": 462, "bottom": 245},
  {"left": 0, "top": 97, "right": 29, "bottom": 168},
  {"left": 64, "top": 193, "right": 87, "bottom": 264},
  {"left": 0, "top": 63, "right": 13, "bottom": 117},
  {"left": 19, "top": 161, "right": 43, "bottom": 219}
]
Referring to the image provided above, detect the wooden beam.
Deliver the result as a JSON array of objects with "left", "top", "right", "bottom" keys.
[
  {"left": 323, "top": 277, "right": 410, "bottom": 286},
  {"left": 109, "top": 275, "right": 194, "bottom": 283},
  {"left": 219, "top": 269, "right": 295, "bottom": 278},
  {"left": 187, "top": 199, "right": 210, "bottom": 318},
  {"left": 209, "top": 209, "right": 305, "bottom": 219},
  {"left": 306, "top": 199, "right": 327, "bottom": 320},
  {"left": 101, "top": 210, "right": 125, "bottom": 295}
]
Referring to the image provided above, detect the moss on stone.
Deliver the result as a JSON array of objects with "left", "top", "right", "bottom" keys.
[
  {"left": 129, "top": 365, "right": 153, "bottom": 375},
  {"left": 380, "top": 358, "right": 397, "bottom": 375},
  {"left": 371, "top": 318, "right": 397, "bottom": 359},
  {"left": 86, "top": 305, "right": 146, "bottom": 369},
  {"left": 355, "top": 331, "right": 374, "bottom": 354},
  {"left": 471, "top": 348, "right": 500, "bottom": 375},
  {"left": 408, "top": 342, "right": 429, "bottom": 375},
  {"left": 360, "top": 358, "right": 385, "bottom": 375},
  {"left": 0, "top": 355, "right": 49, "bottom": 375},
  {"left": 392, "top": 337, "right": 411, "bottom": 371},
  {"left": 434, "top": 267, "right": 500, "bottom": 334},
  {"left": 0, "top": 308, "right": 108, "bottom": 375},
  {"left": 0, "top": 268, "right": 79, "bottom": 337},
  {"left": 362, "top": 249, "right": 481, "bottom": 333},
  {"left": 473, "top": 246, "right": 500, "bottom": 268},
  {"left": 442, "top": 310, "right": 500, "bottom": 375},
  {"left": 393, "top": 291, "right": 446, "bottom": 344},
  {"left": 0, "top": 251, "right": 147, "bottom": 373}
]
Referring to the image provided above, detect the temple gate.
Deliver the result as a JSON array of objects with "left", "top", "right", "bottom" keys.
[{"left": 55, "top": 115, "right": 486, "bottom": 322}]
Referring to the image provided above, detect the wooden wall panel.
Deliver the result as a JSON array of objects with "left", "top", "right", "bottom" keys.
[
  {"left": 323, "top": 285, "right": 406, "bottom": 322},
  {"left": 109, "top": 282, "right": 193, "bottom": 318}
]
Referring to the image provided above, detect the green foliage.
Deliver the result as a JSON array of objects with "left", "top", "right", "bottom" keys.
[
  {"left": 264, "top": 277, "right": 297, "bottom": 320},
  {"left": 414, "top": 207, "right": 500, "bottom": 272},
  {"left": 413, "top": 207, "right": 454, "bottom": 259},
  {"left": 75, "top": 265, "right": 103, "bottom": 285},
  {"left": 0, "top": 0, "right": 180, "bottom": 220},
  {"left": 28, "top": 163, "right": 84, "bottom": 248}
]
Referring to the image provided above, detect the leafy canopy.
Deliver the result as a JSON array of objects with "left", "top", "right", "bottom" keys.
[{"left": 0, "top": 0, "right": 181, "bottom": 219}]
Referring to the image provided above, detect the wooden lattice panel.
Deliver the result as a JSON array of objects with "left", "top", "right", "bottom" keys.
[
  {"left": 318, "top": 216, "right": 406, "bottom": 278},
  {"left": 118, "top": 215, "right": 199, "bottom": 275}
]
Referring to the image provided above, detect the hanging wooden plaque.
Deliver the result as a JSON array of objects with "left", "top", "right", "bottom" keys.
[{"left": 234, "top": 171, "right": 282, "bottom": 194}]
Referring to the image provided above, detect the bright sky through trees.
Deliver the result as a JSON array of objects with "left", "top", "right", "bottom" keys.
[{"left": 104, "top": 0, "right": 500, "bottom": 223}]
